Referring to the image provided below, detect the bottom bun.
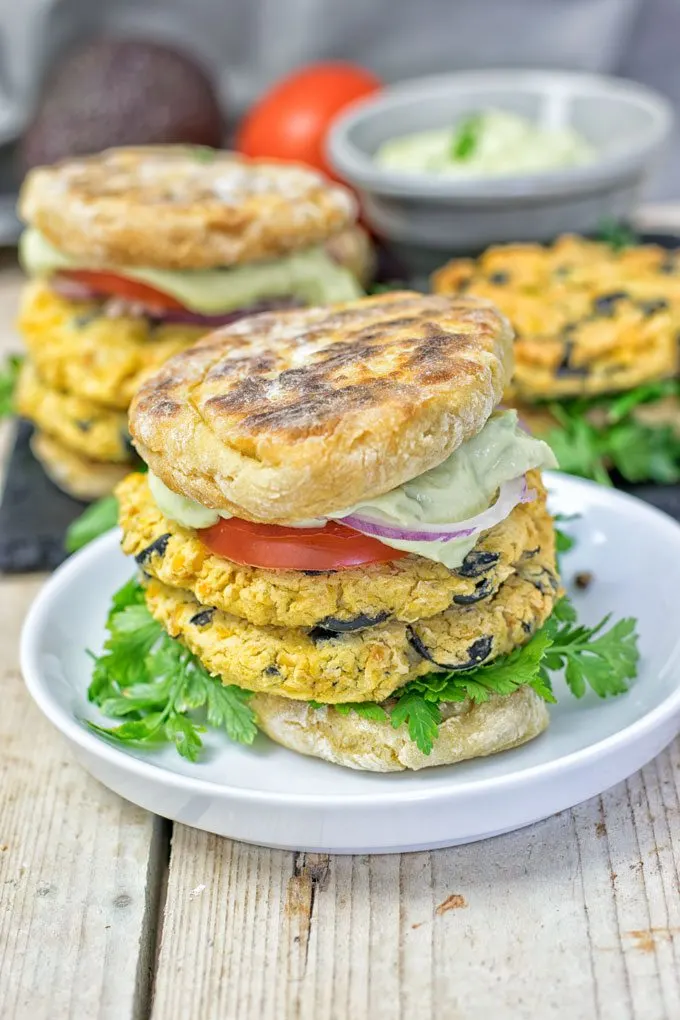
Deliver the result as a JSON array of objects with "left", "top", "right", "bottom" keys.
[
  {"left": 31, "top": 430, "right": 131, "bottom": 501},
  {"left": 252, "top": 687, "right": 549, "bottom": 772}
]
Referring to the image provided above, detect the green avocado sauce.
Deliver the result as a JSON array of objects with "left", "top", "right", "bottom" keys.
[
  {"left": 20, "top": 228, "right": 362, "bottom": 314},
  {"left": 375, "top": 109, "right": 593, "bottom": 178}
]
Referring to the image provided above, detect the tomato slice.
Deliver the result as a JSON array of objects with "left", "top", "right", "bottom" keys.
[
  {"left": 55, "top": 270, "right": 185, "bottom": 310},
  {"left": 198, "top": 517, "right": 406, "bottom": 570}
]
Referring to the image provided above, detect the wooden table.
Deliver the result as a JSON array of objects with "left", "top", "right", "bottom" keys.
[{"left": 2, "top": 209, "right": 680, "bottom": 1020}]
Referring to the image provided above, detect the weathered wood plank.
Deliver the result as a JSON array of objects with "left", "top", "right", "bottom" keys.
[
  {"left": 152, "top": 745, "right": 680, "bottom": 1020},
  {"left": 0, "top": 578, "right": 168, "bottom": 1020},
  {"left": 0, "top": 263, "right": 167, "bottom": 1019}
]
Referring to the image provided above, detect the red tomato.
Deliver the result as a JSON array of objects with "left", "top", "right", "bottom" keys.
[
  {"left": 55, "top": 270, "right": 185, "bottom": 310},
  {"left": 236, "top": 63, "right": 381, "bottom": 179},
  {"left": 198, "top": 516, "right": 405, "bottom": 571}
]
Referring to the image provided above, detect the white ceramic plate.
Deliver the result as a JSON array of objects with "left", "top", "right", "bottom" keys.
[{"left": 21, "top": 474, "right": 680, "bottom": 854}]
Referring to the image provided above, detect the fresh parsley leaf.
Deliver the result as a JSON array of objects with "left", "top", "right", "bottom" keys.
[
  {"left": 110, "top": 576, "right": 147, "bottom": 615},
  {"left": 164, "top": 713, "right": 205, "bottom": 762},
  {"left": 88, "top": 579, "right": 258, "bottom": 759},
  {"left": 401, "top": 629, "right": 557, "bottom": 711},
  {"left": 555, "top": 529, "right": 574, "bottom": 554},
  {"left": 606, "top": 420, "right": 680, "bottom": 484},
  {"left": 191, "top": 146, "right": 216, "bottom": 163},
  {"left": 89, "top": 601, "right": 164, "bottom": 693},
  {"left": 205, "top": 683, "right": 257, "bottom": 744},
  {"left": 596, "top": 218, "right": 638, "bottom": 251},
  {"left": 606, "top": 379, "right": 679, "bottom": 422},
  {"left": 544, "top": 381, "right": 680, "bottom": 485},
  {"left": 0, "top": 353, "right": 22, "bottom": 417},
  {"left": 387, "top": 596, "right": 639, "bottom": 754},
  {"left": 451, "top": 114, "right": 483, "bottom": 160},
  {"left": 89, "top": 715, "right": 167, "bottom": 745},
  {"left": 545, "top": 405, "right": 612, "bottom": 485},
  {"left": 66, "top": 495, "right": 119, "bottom": 553},
  {"left": 335, "top": 701, "right": 389, "bottom": 722},
  {"left": 389, "top": 691, "right": 441, "bottom": 756},
  {"left": 551, "top": 596, "right": 578, "bottom": 624},
  {"left": 541, "top": 607, "right": 639, "bottom": 698},
  {"left": 553, "top": 513, "right": 578, "bottom": 555},
  {"left": 367, "top": 281, "right": 407, "bottom": 295},
  {"left": 553, "top": 513, "right": 580, "bottom": 524}
]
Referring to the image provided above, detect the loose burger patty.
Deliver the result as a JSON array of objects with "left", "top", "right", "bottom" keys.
[
  {"left": 433, "top": 234, "right": 680, "bottom": 401},
  {"left": 141, "top": 542, "right": 559, "bottom": 703},
  {"left": 118, "top": 470, "right": 553, "bottom": 629}
]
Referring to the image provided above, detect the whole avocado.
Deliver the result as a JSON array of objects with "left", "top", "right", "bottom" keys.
[{"left": 21, "top": 37, "right": 224, "bottom": 169}]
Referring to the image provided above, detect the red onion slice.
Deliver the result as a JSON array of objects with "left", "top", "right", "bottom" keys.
[
  {"left": 333, "top": 476, "right": 534, "bottom": 543},
  {"left": 50, "top": 277, "right": 98, "bottom": 302}
]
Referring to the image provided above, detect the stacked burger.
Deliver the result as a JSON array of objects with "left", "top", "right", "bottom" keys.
[
  {"left": 97, "top": 291, "right": 583, "bottom": 772},
  {"left": 15, "top": 145, "right": 363, "bottom": 499},
  {"left": 433, "top": 235, "right": 680, "bottom": 484}
]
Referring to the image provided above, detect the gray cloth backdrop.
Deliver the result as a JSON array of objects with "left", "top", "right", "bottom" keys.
[{"left": 0, "top": 0, "right": 678, "bottom": 197}]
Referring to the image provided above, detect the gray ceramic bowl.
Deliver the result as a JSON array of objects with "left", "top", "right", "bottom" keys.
[{"left": 328, "top": 70, "right": 673, "bottom": 274}]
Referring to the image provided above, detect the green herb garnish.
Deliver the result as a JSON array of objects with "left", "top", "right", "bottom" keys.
[
  {"left": 87, "top": 579, "right": 257, "bottom": 760},
  {"left": 553, "top": 513, "right": 579, "bottom": 556},
  {"left": 66, "top": 464, "right": 148, "bottom": 553},
  {"left": 389, "top": 690, "right": 441, "bottom": 756},
  {"left": 0, "top": 354, "right": 22, "bottom": 417},
  {"left": 538, "top": 597, "right": 639, "bottom": 699},
  {"left": 90, "top": 582, "right": 638, "bottom": 761},
  {"left": 451, "top": 114, "right": 483, "bottom": 161},
  {"left": 335, "top": 701, "right": 389, "bottom": 722},
  {"left": 66, "top": 495, "right": 120, "bottom": 553},
  {"left": 387, "top": 597, "right": 639, "bottom": 755},
  {"left": 596, "top": 218, "right": 638, "bottom": 251},
  {"left": 367, "top": 281, "right": 407, "bottom": 295},
  {"left": 190, "top": 146, "right": 217, "bottom": 163},
  {"left": 544, "top": 379, "right": 680, "bottom": 485}
]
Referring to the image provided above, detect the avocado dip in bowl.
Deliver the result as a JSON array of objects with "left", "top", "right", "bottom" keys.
[{"left": 328, "top": 69, "right": 672, "bottom": 273}]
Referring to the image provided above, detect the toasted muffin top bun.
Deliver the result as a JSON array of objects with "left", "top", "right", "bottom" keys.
[
  {"left": 18, "top": 146, "right": 357, "bottom": 269},
  {"left": 129, "top": 291, "right": 514, "bottom": 522}
]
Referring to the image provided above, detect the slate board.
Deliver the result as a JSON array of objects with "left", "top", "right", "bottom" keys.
[
  {"left": 2, "top": 231, "right": 680, "bottom": 574},
  {"left": 0, "top": 420, "right": 88, "bottom": 572}
]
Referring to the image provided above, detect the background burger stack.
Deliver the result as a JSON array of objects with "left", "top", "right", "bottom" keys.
[
  {"left": 14, "top": 145, "right": 365, "bottom": 500},
  {"left": 83, "top": 289, "right": 640, "bottom": 772}
]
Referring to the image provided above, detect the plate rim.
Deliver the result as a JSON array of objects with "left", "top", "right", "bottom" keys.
[{"left": 20, "top": 471, "right": 680, "bottom": 807}]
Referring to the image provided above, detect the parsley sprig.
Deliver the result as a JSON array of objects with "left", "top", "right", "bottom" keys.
[
  {"left": 66, "top": 495, "right": 120, "bottom": 553},
  {"left": 553, "top": 513, "right": 578, "bottom": 556},
  {"left": 0, "top": 353, "right": 22, "bottom": 417},
  {"left": 66, "top": 466, "right": 149, "bottom": 554},
  {"left": 451, "top": 113, "right": 483, "bottom": 160},
  {"left": 87, "top": 579, "right": 257, "bottom": 760},
  {"left": 538, "top": 597, "right": 639, "bottom": 699},
  {"left": 385, "top": 597, "right": 639, "bottom": 755},
  {"left": 545, "top": 379, "right": 680, "bottom": 485},
  {"left": 89, "top": 581, "right": 638, "bottom": 761},
  {"left": 595, "top": 218, "right": 638, "bottom": 251}
]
